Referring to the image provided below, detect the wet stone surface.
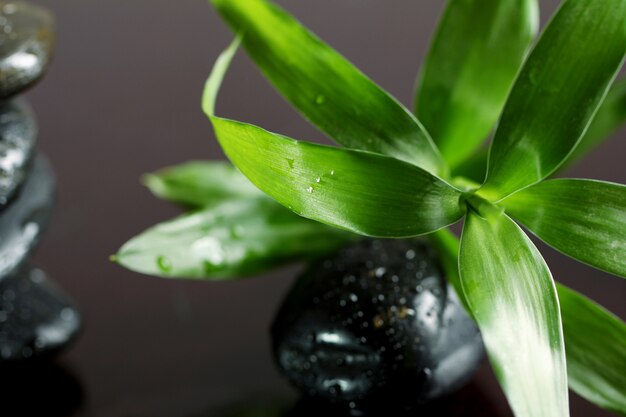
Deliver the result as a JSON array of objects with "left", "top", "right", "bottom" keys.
[
  {"left": 0, "top": 262, "right": 82, "bottom": 362},
  {"left": 272, "top": 238, "right": 484, "bottom": 411},
  {"left": 0, "top": 154, "right": 55, "bottom": 279},
  {"left": 0, "top": 1, "right": 54, "bottom": 99},
  {"left": 0, "top": 99, "right": 37, "bottom": 205}
]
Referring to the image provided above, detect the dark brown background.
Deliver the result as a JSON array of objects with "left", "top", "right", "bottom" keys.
[{"left": 10, "top": 0, "right": 626, "bottom": 416}]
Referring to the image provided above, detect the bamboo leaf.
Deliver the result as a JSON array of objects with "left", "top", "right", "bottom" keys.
[
  {"left": 557, "top": 284, "right": 626, "bottom": 416},
  {"left": 210, "top": 0, "right": 445, "bottom": 175},
  {"left": 115, "top": 197, "right": 352, "bottom": 279},
  {"left": 416, "top": 0, "right": 538, "bottom": 168},
  {"left": 456, "top": 77, "right": 626, "bottom": 181},
  {"left": 480, "top": 0, "right": 626, "bottom": 200},
  {"left": 203, "top": 36, "right": 465, "bottom": 238},
  {"left": 210, "top": 116, "right": 464, "bottom": 238},
  {"left": 144, "top": 161, "right": 262, "bottom": 210},
  {"left": 564, "top": 77, "right": 626, "bottom": 168},
  {"left": 433, "top": 229, "right": 626, "bottom": 414},
  {"left": 460, "top": 212, "right": 568, "bottom": 417},
  {"left": 502, "top": 179, "right": 626, "bottom": 278}
]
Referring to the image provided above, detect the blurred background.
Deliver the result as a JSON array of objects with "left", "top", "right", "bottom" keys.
[{"left": 11, "top": 0, "right": 625, "bottom": 416}]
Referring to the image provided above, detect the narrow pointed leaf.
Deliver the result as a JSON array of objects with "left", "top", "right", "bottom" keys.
[
  {"left": 416, "top": 0, "right": 538, "bottom": 168},
  {"left": 211, "top": 116, "right": 464, "bottom": 238},
  {"left": 557, "top": 284, "right": 626, "bottom": 416},
  {"left": 115, "top": 197, "right": 353, "bottom": 279},
  {"left": 502, "top": 179, "right": 626, "bottom": 278},
  {"left": 432, "top": 230, "right": 626, "bottom": 414},
  {"left": 460, "top": 212, "right": 568, "bottom": 417},
  {"left": 203, "top": 38, "right": 464, "bottom": 238},
  {"left": 202, "top": 35, "right": 240, "bottom": 117},
  {"left": 456, "top": 77, "right": 626, "bottom": 180},
  {"left": 210, "top": 0, "right": 445, "bottom": 175},
  {"left": 480, "top": 0, "right": 626, "bottom": 200},
  {"left": 565, "top": 77, "right": 626, "bottom": 167},
  {"left": 456, "top": 78, "right": 626, "bottom": 182},
  {"left": 144, "top": 161, "right": 262, "bottom": 210}
]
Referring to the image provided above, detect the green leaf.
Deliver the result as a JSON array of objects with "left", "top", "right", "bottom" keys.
[
  {"left": 210, "top": 0, "right": 445, "bottom": 175},
  {"left": 144, "top": 161, "right": 262, "bottom": 210},
  {"left": 454, "top": 78, "right": 626, "bottom": 182},
  {"left": 460, "top": 212, "right": 568, "bottom": 417},
  {"left": 416, "top": 0, "right": 538, "bottom": 168},
  {"left": 432, "top": 229, "right": 626, "bottom": 414},
  {"left": 203, "top": 36, "right": 464, "bottom": 238},
  {"left": 479, "top": 0, "right": 626, "bottom": 200},
  {"left": 202, "top": 34, "right": 240, "bottom": 117},
  {"left": 456, "top": 77, "right": 626, "bottom": 180},
  {"left": 565, "top": 77, "right": 626, "bottom": 168},
  {"left": 502, "top": 179, "right": 626, "bottom": 278},
  {"left": 210, "top": 116, "right": 464, "bottom": 238},
  {"left": 557, "top": 284, "right": 626, "bottom": 416},
  {"left": 115, "top": 197, "right": 352, "bottom": 279}
]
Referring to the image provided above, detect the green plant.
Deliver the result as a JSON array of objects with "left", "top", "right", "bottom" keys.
[{"left": 115, "top": 0, "right": 626, "bottom": 416}]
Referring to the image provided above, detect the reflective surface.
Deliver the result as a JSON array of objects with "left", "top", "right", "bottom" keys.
[
  {"left": 0, "top": 1, "right": 54, "bottom": 98},
  {"left": 0, "top": 262, "right": 81, "bottom": 361},
  {"left": 8, "top": 0, "right": 625, "bottom": 416},
  {"left": 272, "top": 239, "right": 483, "bottom": 409},
  {"left": 0, "top": 99, "right": 37, "bottom": 205},
  {"left": 0, "top": 155, "right": 54, "bottom": 279}
]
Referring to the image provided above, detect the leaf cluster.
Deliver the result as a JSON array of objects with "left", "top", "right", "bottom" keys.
[{"left": 116, "top": 0, "right": 626, "bottom": 416}]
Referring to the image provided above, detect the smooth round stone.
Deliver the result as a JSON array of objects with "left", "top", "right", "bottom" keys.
[
  {"left": 0, "top": 262, "right": 82, "bottom": 361},
  {"left": 0, "top": 99, "right": 37, "bottom": 205},
  {"left": 0, "top": 155, "right": 54, "bottom": 280},
  {"left": 0, "top": 2, "right": 54, "bottom": 99},
  {"left": 272, "top": 238, "right": 484, "bottom": 410}
]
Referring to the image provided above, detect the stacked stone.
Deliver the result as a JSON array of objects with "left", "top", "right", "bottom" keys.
[{"left": 0, "top": 2, "right": 80, "bottom": 362}]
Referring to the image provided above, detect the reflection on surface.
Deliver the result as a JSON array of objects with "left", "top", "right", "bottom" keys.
[
  {"left": 0, "top": 362, "right": 84, "bottom": 416},
  {"left": 198, "top": 380, "right": 501, "bottom": 417}
]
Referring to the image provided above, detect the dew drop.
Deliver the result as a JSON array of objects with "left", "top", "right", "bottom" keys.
[
  {"left": 156, "top": 255, "right": 172, "bottom": 272},
  {"left": 315, "top": 94, "right": 326, "bottom": 105},
  {"left": 306, "top": 186, "right": 313, "bottom": 193}
]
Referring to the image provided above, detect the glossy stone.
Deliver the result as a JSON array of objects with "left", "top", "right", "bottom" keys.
[
  {"left": 0, "top": 1, "right": 54, "bottom": 99},
  {"left": 272, "top": 239, "right": 484, "bottom": 410},
  {"left": 0, "top": 155, "right": 54, "bottom": 280},
  {"left": 0, "top": 99, "right": 37, "bottom": 205},
  {"left": 0, "top": 262, "right": 81, "bottom": 361}
]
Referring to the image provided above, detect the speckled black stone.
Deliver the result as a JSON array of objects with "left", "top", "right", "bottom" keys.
[
  {"left": 0, "top": 262, "right": 81, "bottom": 362},
  {"left": 0, "top": 1, "right": 54, "bottom": 99},
  {"left": 0, "top": 99, "right": 37, "bottom": 205},
  {"left": 272, "top": 238, "right": 484, "bottom": 410},
  {"left": 0, "top": 155, "right": 54, "bottom": 280}
]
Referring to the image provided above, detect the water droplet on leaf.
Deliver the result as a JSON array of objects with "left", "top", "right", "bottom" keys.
[{"left": 156, "top": 255, "right": 172, "bottom": 272}]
